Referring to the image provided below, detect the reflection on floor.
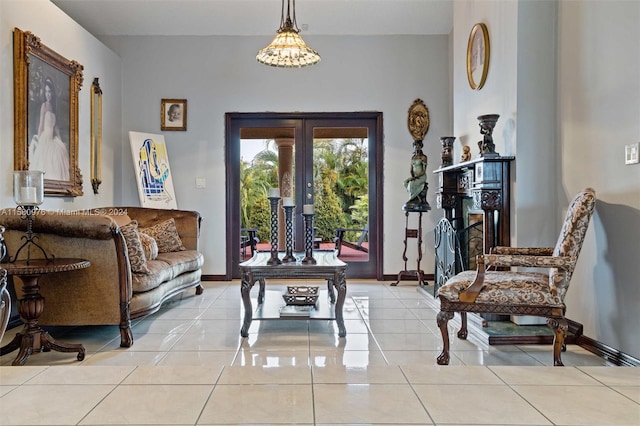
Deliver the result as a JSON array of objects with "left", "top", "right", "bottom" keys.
[{"left": 1, "top": 280, "right": 638, "bottom": 425}]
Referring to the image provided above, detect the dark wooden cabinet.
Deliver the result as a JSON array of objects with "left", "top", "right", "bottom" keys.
[
  {"left": 434, "top": 156, "right": 514, "bottom": 251},
  {"left": 433, "top": 156, "right": 514, "bottom": 294}
]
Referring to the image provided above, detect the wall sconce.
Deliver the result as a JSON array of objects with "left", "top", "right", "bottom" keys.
[
  {"left": 90, "top": 77, "right": 102, "bottom": 194},
  {"left": 10, "top": 170, "right": 53, "bottom": 264}
]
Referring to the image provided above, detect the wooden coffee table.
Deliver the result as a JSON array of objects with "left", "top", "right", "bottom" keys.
[
  {"left": 0, "top": 258, "right": 90, "bottom": 365},
  {"left": 239, "top": 250, "right": 347, "bottom": 337}
]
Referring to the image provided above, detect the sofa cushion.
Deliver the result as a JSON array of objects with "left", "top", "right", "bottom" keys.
[
  {"left": 131, "top": 250, "right": 204, "bottom": 293},
  {"left": 156, "top": 250, "right": 204, "bottom": 276},
  {"left": 138, "top": 232, "right": 159, "bottom": 260},
  {"left": 437, "top": 270, "right": 563, "bottom": 307},
  {"left": 120, "top": 221, "right": 150, "bottom": 274},
  {"left": 139, "top": 218, "right": 186, "bottom": 253}
]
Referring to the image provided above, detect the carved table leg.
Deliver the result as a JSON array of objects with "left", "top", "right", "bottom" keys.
[
  {"left": 257, "top": 278, "right": 266, "bottom": 305},
  {"left": 436, "top": 310, "right": 454, "bottom": 365},
  {"left": 0, "top": 333, "right": 22, "bottom": 356},
  {"left": 2, "top": 274, "right": 85, "bottom": 365},
  {"left": 334, "top": 270, "right": 347, "bottom": 338},
  {"left": 327, "top": 279, "right": 335, "bottom": 304},
  {"left": 41, "top": 332, "right": 85, "bottom": 361},
  {"left": 240, "top": 271, "right": 254, "bottom": 337}
]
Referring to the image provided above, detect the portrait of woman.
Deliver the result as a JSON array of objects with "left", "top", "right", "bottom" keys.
[{"left": 29, "top": 77, "right": 70, "bottom": 181}]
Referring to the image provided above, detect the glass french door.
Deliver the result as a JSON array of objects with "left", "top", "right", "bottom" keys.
[{"left": 225, "top": 112, "right": 383, "bottom": 280}]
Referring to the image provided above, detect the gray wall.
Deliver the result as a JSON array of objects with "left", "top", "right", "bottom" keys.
[
  {"left": 0, "top": 0, "right": 122, "bottom": 211},
  {"left": 100, "top": 34, "right": 452, "bottom": 276},
  {"left": 557, "top": 0, "right": 640, "bottom": 358},
  {"left": 453, "top": 0, "right": 640, "bottom": 358}
]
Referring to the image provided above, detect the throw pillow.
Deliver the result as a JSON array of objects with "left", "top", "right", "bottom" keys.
[
  {"left": 138, "top": 231, "right": 159, "bottom": 261},
  {"left": 139, "top": 218, "right": 186, "bottom": 253},
  {"left": 120, "top": 221, "right": 150, "bottom": 274}
]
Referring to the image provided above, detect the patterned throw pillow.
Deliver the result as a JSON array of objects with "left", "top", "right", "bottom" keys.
[
  {"left": 139, "top": 218, "right": 186, "bottom": 253},
  {"left": 138, "top": 231, "right": 159, "bottom": 261},
  {"left": 120, "top": 221, "right": 150, "bottom": 274}
]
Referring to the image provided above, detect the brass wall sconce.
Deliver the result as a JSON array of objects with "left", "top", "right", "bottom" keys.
[{"left": 90, "top": 77, "right": 102, "bottom": 194}]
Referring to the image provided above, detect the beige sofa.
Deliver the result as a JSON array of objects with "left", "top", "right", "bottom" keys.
[{"left": 0, "top": 207, "right": 204, "bottom": 347}]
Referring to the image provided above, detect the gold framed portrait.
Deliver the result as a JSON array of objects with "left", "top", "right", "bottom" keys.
[
  {"left": 466, "top": 23, "right": 490, "bottom": 90},
  {"left": 13, "top": 28, "right": 84, "bottom": 197},
  {"left": 161, "top": 99, "right": 187, "bottom": 131}
]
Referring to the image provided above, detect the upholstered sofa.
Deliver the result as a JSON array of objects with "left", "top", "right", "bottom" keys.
[{"left": 0, "top": 207, "right": 204, "bottom": 347}]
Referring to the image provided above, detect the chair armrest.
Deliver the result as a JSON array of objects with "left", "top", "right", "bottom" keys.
[
  {"left": 458, "top": 254, "right": 575, "bottom": 303},
  {"left": 483, "top": 253, "right": 576, "bottom": 269},
  {"left": 491, "top": 246, "right": 554, "bottom": 256}
]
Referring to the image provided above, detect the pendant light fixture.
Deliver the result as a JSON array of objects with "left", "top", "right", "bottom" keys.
[{"left": 256, "top": 0, "right": 320, "bottom": 68}]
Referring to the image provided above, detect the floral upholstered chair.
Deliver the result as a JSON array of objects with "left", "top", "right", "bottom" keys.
[{"left": 436, "top": 188, "right": 596, "bottom": 366}]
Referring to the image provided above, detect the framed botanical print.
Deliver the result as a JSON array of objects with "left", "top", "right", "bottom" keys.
[
  {"left": 466, "top": 23, "right": 490, "bottom": 90},
  {"left": 161, "top": 99, "right": 187, "bottom": 131},
  {"left": 13, "top": 28, "right": 84, "bottom": 197}
]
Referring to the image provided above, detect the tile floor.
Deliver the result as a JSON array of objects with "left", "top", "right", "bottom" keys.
[{"left": 0, "top": 280, "right": 638, "bottom": 425}]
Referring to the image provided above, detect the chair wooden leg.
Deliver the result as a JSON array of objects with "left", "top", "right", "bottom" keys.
[
  {"left": 457, "top": 312, "right": 468, "bottom": 339},
  {"left": 436, "top": 311, "right": 454, "bottom": 365},
  {"left": 547, "top": 317, "right": 568, "bottom": 366}
]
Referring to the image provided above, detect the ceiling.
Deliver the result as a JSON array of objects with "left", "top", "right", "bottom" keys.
[{"left": 51, "top": 0, "right": 453, "bottom": 37}]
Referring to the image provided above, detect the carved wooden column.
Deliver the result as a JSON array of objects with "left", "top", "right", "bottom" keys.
[{"left": 471, "top": 158, "right": 513, "bottom": 253}]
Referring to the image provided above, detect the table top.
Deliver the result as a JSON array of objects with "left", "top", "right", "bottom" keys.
[
  {"left": 1, "top": 258, "right": 91, "bottom": 275},
  {"left": 240, "top": 250, "right": 345, "bottom": 270}
]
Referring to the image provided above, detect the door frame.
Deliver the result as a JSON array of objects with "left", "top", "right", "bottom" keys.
[{"left": 225, "top": 112, "right": 383, "bottom": 280}]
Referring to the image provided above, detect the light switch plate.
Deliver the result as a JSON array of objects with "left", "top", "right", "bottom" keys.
[
  {"left": 625, "top": 143, "right": 639, "bottom": 165},
  {"left": 195, "top": 178, "right": 206, "bottom": 188}
]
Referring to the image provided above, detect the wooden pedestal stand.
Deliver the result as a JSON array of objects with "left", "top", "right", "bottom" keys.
[{"left": 392, "top": 207, "right": 430, "bottom": 286}]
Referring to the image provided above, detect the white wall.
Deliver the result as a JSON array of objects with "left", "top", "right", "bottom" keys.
[
  {"left": 453, "top": 0, "right": 640, "bottom": 358},
  {"left": 0, "top": 0, "right": 122, "bottom": 211},
  {"left": 100, "top": 34, "right": 451, "bottom": 276}
]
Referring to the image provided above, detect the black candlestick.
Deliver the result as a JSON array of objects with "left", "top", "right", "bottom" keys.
[
  {"left": 8, "top": 205, "right": 54, "bottom": 265},
  {"left": 267, "top": 196, "right": 282, "bottom": 265},
  {"left": 301, "top": 213, "right": 317, "bottom": 265},
  {"left": 281, "top": 205, "right": 296, "bottom": 263}
]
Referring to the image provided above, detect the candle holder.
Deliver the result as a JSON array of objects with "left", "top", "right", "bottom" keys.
[
  {"left": 281, "top": 204, "right": 296, "bottom": 263},
  {"left": 267, "top": 195, "right": 282, "bottom": 265},
  {"left": 9, "top": 171, "right": 53, "bottom": 264},
  {"left": 301, "top": 213, "right": 317, "bottom": 265}
]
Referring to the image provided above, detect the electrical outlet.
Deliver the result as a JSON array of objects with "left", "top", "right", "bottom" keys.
[
  {"left": 625, "top": 143, "right": 639, "bottom": 165},
  {"left": 195, "top": 178, "right": 206, "bottom": 188}
]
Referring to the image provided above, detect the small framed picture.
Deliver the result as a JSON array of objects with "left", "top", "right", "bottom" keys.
[{"left": 161, "top": 99, "right": 187, "bottom": 131}]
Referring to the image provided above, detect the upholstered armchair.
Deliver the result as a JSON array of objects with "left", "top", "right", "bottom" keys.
[{"left": 436, "top": 188, "right": 596, "bottom": 366}]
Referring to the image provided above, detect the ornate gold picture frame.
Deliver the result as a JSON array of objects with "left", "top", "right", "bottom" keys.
[
  {"left": 161, "top": 99, "right": 187, "bottom": 131},
  {"left": 13, "top": 28, "right": 84, "bottom": 197},
  {"left": 466, "top": 23, "right": 490, "bottom": 90}
]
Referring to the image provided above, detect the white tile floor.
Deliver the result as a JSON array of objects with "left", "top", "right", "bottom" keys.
[{"left": 0, "top": 280, "right": 638, "bottom": 425}]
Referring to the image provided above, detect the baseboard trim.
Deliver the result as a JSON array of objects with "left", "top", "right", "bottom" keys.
[
  {"left": 575, "top": 333, "right": 640, "bottom": 367},
  {"left": 383, "top": 273, "right": 435, "bottom": 283},
  {"left": 201, "top": 274, "right": 228, "bottom": 281}
]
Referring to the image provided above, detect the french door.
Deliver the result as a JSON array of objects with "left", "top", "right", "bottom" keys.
[{"left": 225, "top": 112, "right": 383, "bottom": 280}]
